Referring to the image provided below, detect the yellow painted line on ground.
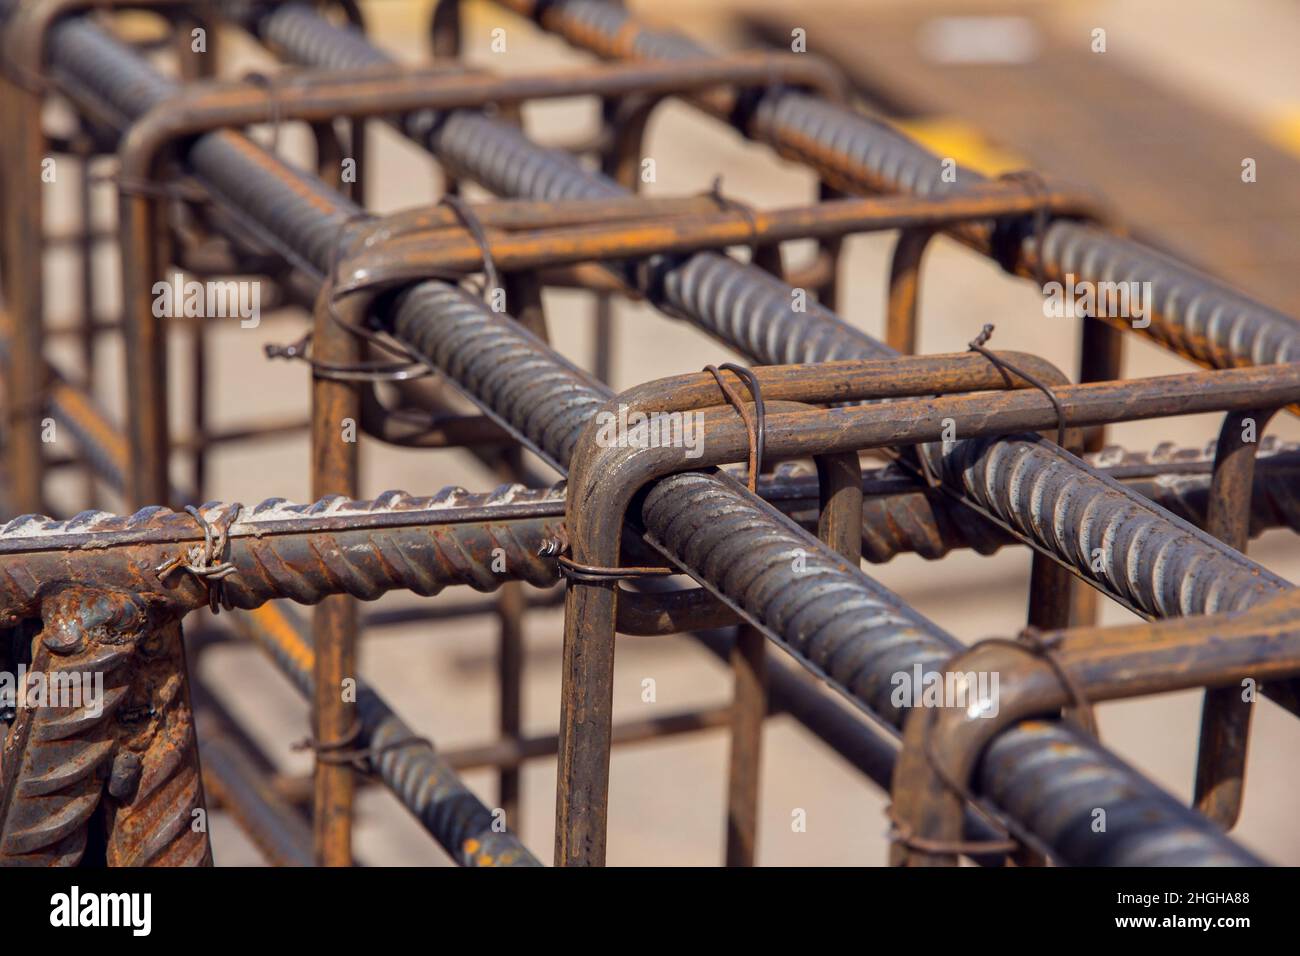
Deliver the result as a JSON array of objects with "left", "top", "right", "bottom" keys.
[
  {"left": 892, "top": 117, "right": 1028, "bottom": 178},
  {"left": 1265, "top": 108, "right": 1300, "bottom": 157},
  {"left": 108, "top": 10, "right": 168, "bottom": 40},
  {"left": 364, "top": 0, "right": 427, "bottom": 34}
]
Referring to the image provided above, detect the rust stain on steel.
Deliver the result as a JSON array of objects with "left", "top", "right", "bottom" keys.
[
  {"left": 0, "top": 588, "right": 210, "bottom": 866},
  {"left": 0, "top": 486, "right": 568, "bottom": 622},
  {"left": 5, "top": 0, "right": 1300, "bottom": 870}
]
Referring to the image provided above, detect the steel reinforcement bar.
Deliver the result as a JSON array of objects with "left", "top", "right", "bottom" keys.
[
  {"left": 2, "top": 0, "right": 1293, "bottom": 869},
  {"left": 0, "top": 306, "right": 547, "bottom": 865},
  {"left": 0, "top": 485, "right": 566, "bottom": 621},
  {"left": 226, "top": 602, "right": 543, "bottom": 867},
  {"left": 41, "top": 7, "right": 1278, "bottom": 866},
  {"left": 0, "top": 485, "right": 553, "bottom": 866},
  {"left": 490, "top": 0, "right": 1300, "bottom": 372},
  {"left": 638, "top": 472, "right": 1263, "bottom": 867},
  {"left": 225, "top": 3, "right": 1300, "bottom": 638}
]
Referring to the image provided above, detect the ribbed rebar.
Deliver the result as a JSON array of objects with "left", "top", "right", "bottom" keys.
[
  {"left": 924, "top": 436, "right": 1292, "bottom": 617},
  {"left": 640, "top": 472, "right": 1264, "bottom": 866},
  {"left": 747, "top": 439, "right": 1300, "bottom": 561},
  {"left": 248, "top": 2, "right": 881, "bottom": 364},
  {"left": 233, "top": 604, "right": 541, "bottom": 866},
  {"left": 1092, "top": 439, "right": 1300, "bottom": 541},
  {"left": 978, "top": 721, "right": 1261, "bottom": 866},
  {"left": 643, "top": 471, "right": 958, "bottom": 726},
  {"left": 358, "top": 684, "right": 539, "bottom": 866},
  {"left": 1033, "top": 223, "right": 1300, "bottom": 368},
  {"left": 509, "top": 0, "right": 1300, "bottom": 370},
  {"left": 392, "top": 283, "right": 611, "bottom": 469},
  {"left": 47, "top": 16, "right": 175, "bottom": 114},
  {"left": 0, "top": 485, "right": 566, "bottom": 620},
  {"left": 657, "top": 252, "right": 891, "bottom": 364}
]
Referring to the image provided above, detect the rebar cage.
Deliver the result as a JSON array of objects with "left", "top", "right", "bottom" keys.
[{"left": 0, "top": 0, "right": 1298, "bottom": 868}]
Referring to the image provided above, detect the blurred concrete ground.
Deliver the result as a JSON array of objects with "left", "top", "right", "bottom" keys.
[{"left": 39, "top": 0, "right": 1300, "bottom": 864}]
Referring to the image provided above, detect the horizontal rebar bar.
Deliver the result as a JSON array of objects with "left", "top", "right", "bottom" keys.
[
  {"left": 639, "top": 472, "right": 1264, "bottom": 866},
  {"left": 496, "top": 0, "right": 1300, "bottom": 373},
  {"left": 12, "top": 1, "right": 1284, "bottom": 868},
  {"left": 0, "top": 485, "right": 565, "bottom": 620}
]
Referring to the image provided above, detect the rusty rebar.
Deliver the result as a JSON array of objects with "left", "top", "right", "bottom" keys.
[{"left": 5, "top": 0, "right": 1299, "bottom": 872}]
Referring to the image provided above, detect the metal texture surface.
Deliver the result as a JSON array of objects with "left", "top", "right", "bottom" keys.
[
  {"left": 0, "top": 0, "right": 1297, "bottom": 870},
  {"left": 493, "top": 0, "right": 1300, "bottom": 373}
]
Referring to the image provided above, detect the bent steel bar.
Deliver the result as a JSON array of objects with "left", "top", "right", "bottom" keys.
[
  {"left": 332, "top": 181, "right": 1102, "bottom": 292},
  {"left": 557, "top": 352, "right": 1074, "bottom": 653},
  {"left": 891, "top": 592, "right": 1300, "bottom": 865},
  {"left": 1195, "top": 408, "right": 1280, "bottom": 828},
  {"left": 637, "top": 472, "right": 1264, "bottom": 867},
  {"left": 536, "top": 366, "right": 1300, "bottom": 512},
  {"left": 549, "top": 355, "right": 1296, "bottom": 864},
  {"left": 234, "top": 1, "right": 898, "bottom": 367},
  {"left": 216, "top": 1, "right": 1300, "bottom": 631},
  {"left": 6, "top": 0, "right": 1294, "bottom": 870},
  {"left": 117, "top": 54, "right": 844, "bottom": 146},
  {"left": 493, "top": 0, "right": 1300, "bottom": 375}
]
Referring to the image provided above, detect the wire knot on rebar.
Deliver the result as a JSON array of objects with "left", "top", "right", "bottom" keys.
[
  {"left": 155, "top": 503, "right": 241, "bottom": 612},
  {"left": 966, "top": 323, "right": 1069, "bottom": 448},
  {"left": 884, "top": 803, "right": 1017, "bottom": 859},
  {"left": 292, "top": 719, "right": 436, "bottom": 774},
  {"left": 704, "top": 362, "right": 766, "bottom": 492}
]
